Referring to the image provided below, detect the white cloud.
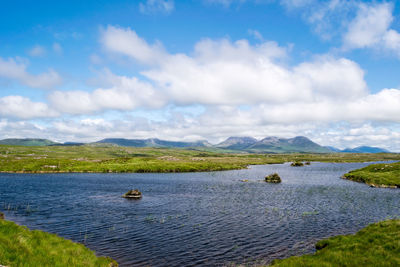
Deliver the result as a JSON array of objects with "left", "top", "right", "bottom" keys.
[
  {"left": 204, "top": 0, "right": 248, "bottom": 8},
  {"left": 280, "top": 0, "right": 315, "bottom": 9},
  {"left": 279, "top": 0, "right": 356, "bottom": 41},
  {"left": 101, "top": 27, "right": 368, "bottom": 106},
  {"left": 248, "top": 29, "right": 263, "bottom": 41},
  {"left": 0, "top": 96, "right": 58, "bottom": 119},
  {"left": 139, "top": 0, "right": 174, "bottom": 14},
  {"left": 343, "top": 2, "right": 393, "bottom": 49},
  {"left": 48, "top": 70, "right": 165, "bottom": 114},
  {"left": 2, "top": 112, "right": 400, "bottom": 151},
  {"left": 305, "top": 1, "right": 400, "bottom": 57},
  {"left": 53, "top": 43, "right": 63, "bottom": 54},
  {"left": 99, "top": 25, "right": 400, "bottom": 114},
  {"left": 4, "top": 24, "right": 400, "bottom": 150},
  {"left": 28, "top": 45, "right": 46, "bottom": 57},
  {"left": 0, "top": 57, "right": 62, "bottom": 89},
  {"left": 101, "top": 25, "right": 166, "bottom": 65},
  {"left": 251, "top": 88, "right": 400, "bottom": 124},
  {"left": 98, "top": 26, "right": 400, "bottom": 133},
  {"left": 90, "top": 54, "right": 102, "bottom": 64}
]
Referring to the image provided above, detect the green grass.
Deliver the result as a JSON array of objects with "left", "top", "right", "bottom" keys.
[
  {"left": 0, "top": 219, "right": 117, "bottom": 267},
  {"left": 0, "top": 145, "right": 399, "bottom": 173},
  {"left": 343, "top": 161, "right": 400, "bottom": 188},
  {"left": 270, "top": 219, "right": 400, "bottom": 266}
]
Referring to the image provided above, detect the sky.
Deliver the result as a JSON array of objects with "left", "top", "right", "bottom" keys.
[{"left": 1, "top": 0, "right": 400, "bottom": 151}]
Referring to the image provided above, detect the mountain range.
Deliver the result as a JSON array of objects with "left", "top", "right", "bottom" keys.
[
  {"left": 95, "top": 138, "right": 212, "bottom": 148},
  {"left": 0, "top": 137, "right": 392, "bottom": 153},
  {"left": 216, "top": 136, "right": 331, "bottom": 153}
]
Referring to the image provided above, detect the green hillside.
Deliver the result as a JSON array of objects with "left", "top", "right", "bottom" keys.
[{"left": 0, "top": 139, "right": 59, "bottom": 146}]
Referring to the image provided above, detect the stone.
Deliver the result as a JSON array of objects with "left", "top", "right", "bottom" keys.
[{"left": 122, "top": 189, "right": 142, "bottom": 199}]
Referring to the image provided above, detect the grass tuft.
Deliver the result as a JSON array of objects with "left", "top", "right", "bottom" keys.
[
  {"left": 270, "top": 219, "right": 400, "bottom": 266},
  {"left": 0, "top": 219, "right": 117, "bottom": 267}
]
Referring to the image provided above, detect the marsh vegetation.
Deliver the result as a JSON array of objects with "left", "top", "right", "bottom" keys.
[
  {"left": 270, "top": 219, "right": 400, "bottom": 266},
  {"left": 0, "top": 219, "right": 117, "bottom": 267},
  {"left": 0, "top": 145, "right": 399, "bottom": 173},
  {"left": 264, "top": 173, "right": 281, "bottom": 183},
  {"left": 343, "top": 161, "right": 400, "bottom": 188}
]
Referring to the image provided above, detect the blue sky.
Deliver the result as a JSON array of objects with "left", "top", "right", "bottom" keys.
[{"left": 1, "top": 0, "right": 400, "bottom": 151}]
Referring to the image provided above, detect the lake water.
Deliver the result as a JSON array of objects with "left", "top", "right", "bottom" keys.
[{"left": 1, "top": 162, "right": 399, "bottom": 266}]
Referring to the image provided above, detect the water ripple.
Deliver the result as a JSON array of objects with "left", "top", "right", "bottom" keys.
[{"left": 1, "top": 162, "right": 399, "bottom": 266}]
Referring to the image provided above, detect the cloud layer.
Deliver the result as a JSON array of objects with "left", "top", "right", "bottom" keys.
[
  {"left": 0, "top": 57, "right": 62, "bottom": 89},
  {"left": 1, "top": 1, "right": 400, "bottom": 151}
]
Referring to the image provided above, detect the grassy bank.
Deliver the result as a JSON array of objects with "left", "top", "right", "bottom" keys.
[
  {"left": 270, "top": 219, "right": 400, "bottom": 266},
  {"left": 1, "top": 145, "right": 400, "bottom": 173},
  {"left": 343, "top": 161, "right": 400, "bottom": 188},
  {"left": 0, "top": 218, "right": 117, "bottom": 267}
]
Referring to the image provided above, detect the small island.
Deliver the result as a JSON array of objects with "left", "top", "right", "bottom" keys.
[
  {"left": 291, "top": 162, "right": 304, "bottom": 167},
  {"left": 265, "top": 173, "right": 281, "bottom": 183},
  {"left": 343, "top": 161, "right": 400, "bottom": 188},
  {"left": 122, "top": 189, "right": 142, "bottom": 199}
]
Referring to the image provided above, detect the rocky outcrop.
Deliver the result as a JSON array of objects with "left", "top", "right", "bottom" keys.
[
  {"left": 291, "top": 162, "right": 304, "bottom": 167},
  {"left": 122, "top": 189, "right": 142, "bottom": 199},
  {"left": 265, "top": 173, "right": 281, "bottom": 183}
]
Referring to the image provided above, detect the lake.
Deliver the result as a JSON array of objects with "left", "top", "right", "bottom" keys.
[{"left": 1, "top": 162, "right": 399, "bottom": 266}]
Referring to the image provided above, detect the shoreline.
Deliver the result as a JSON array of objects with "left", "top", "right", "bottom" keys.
[
  {"left": 1, "top": 160, "right": 397, "bottom": 174},
  {"left": 341, "top": 175, "right": 399, "bottom": 188},
  {"left": 342, "top": 161, "right": 400, "bottom": 188}
]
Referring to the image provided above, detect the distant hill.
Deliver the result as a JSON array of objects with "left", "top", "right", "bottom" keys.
[
  {"left": 325, "top": 146, "right": 342, "bottom": 152},
  {"left": 0, "top": 138, "right": 59, "bottom": 146},
  {"left": 0, "top": 137, "right": 392, "bottom": 154},
  {"left": 95, "top": 138, "right": 212, "bottom": 148},
  {"left": 216, "top": 136, "right": 332, "bottom": 153},
  {"left": 341, "top": 146, "right": 390, "bottom": 153},
  {"left": 216, "top": 136, "right": 258, "bottom": 150}
]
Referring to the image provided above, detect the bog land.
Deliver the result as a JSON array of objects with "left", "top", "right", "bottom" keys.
[{"left": 1, "top": 144, "right": 400, "bottom": 173}]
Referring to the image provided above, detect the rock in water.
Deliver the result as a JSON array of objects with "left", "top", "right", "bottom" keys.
[
  {"left": 0, "top": 212, "right": 4, "bottom": 220},
  {"left": 291, "top": 162, "right": 304, "bottom": 167},
  {"left": 265, "top": 173, "right": 281, "bottom": 183},
  {"left": 122, "top": 189, "right": 142, "bottom": 199}
]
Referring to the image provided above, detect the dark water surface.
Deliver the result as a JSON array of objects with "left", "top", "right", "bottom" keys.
[{"left": 1, "top": 162, "right": 400, "bottom": 266}]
